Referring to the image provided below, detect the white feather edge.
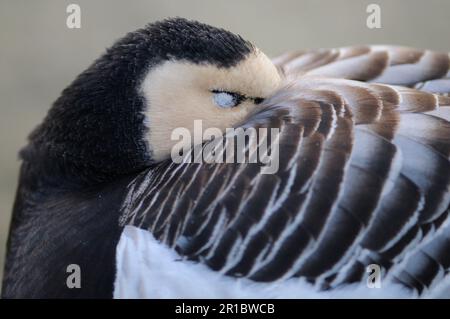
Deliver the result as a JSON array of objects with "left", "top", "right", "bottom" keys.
[{"left": 111, "top": 226, "right": 450, "bottom": 299}]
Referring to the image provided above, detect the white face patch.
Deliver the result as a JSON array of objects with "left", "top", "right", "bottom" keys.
[{"left": 139, "top": 49, "right": 281, "bottom": 161}]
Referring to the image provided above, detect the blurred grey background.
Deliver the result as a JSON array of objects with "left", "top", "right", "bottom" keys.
[{"left": 1, "top": 0, "right": 449, "bottom": 289}]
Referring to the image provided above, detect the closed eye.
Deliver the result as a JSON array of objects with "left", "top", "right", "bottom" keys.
[
  {"left": 212, "top": 90, "right": 244, "bottom": 108},
  {"left": 212, "top": 90, "right": 264, "bottom": 108}
]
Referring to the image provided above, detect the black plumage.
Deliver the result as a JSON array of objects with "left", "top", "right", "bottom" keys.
[
  {"left": 2, "top": 18, "right": 254, "bottom": 298},
  {"left": 23, "top": 17, "right": 253, "bottom": 184}
]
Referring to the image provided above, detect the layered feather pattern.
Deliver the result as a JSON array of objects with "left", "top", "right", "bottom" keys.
[{"left": 120, "top": 46, "right": 450, "bottom": 296}]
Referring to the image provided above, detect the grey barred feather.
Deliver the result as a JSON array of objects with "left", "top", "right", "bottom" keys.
[
  {"left": 274, "top": 45, "right": 450, "bottom": 89},
  {"left": 120, "top": 46, "right": 450, "bottom": 295}
]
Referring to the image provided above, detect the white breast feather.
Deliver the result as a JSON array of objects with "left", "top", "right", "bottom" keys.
[{"left": 111, "top": 226, "right": 450, "bottom": 298}]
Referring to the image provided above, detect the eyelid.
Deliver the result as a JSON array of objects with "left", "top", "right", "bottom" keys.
[
  {"left": 211, "top": 89, "right": 243, "bottom": 99},
  {"left": 211, "top": 90, "right": 244, "bottom": 106},
  {"left": 211, "top": 90, "right": 264, "bottom": 105}
]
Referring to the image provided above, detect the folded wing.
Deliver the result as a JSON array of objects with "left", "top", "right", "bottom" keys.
[{"left": 121, "top": 47, "right": 450, "bottom": 296}]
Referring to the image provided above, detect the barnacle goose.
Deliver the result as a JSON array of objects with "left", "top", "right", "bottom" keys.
[{"left": 3, "top": 18, "right": 450, "bottom": 298}]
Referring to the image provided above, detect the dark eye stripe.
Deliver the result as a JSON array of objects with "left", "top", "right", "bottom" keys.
[{"left": 253, "top": 97, "right": 264, "bottom": 105}]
